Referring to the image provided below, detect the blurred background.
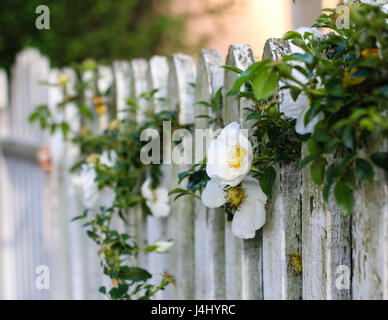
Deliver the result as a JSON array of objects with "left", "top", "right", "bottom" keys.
[
  {"left": 0, "top": 0, "right": 338, "bottom": 70},
  {"left": 0, "top": 0, "right": 340, "bottom": 300}
]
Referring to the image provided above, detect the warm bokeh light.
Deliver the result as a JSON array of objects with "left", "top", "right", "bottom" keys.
[{"left": 173, "top": 0, "right": 340, "bottom": 60}]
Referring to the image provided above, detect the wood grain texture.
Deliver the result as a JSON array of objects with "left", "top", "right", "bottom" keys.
[
  {"left": 301, "top": 144, "right": 351, "bottom": 300},
  {"left": 223, "top": 44, "right": 263, "bottom": 300},
  {"left": 145, "top": 55, "right": 171, "bottom": 299},
  {"left": 167, "top": 53, "right": 196, "bottom": 299},
  {"left": 128, "top": 59, "right": 150, "bottom": 271},
  {"left": 352, "top": 137, "right": 388, "bottom": 299},
  {"left": 194, "top": 49, "right": 225, "bottom": 300},
  {"left": 262, "top": 38, "right": 303, "bottom": 300}
]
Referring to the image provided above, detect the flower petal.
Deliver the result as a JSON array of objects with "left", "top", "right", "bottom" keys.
[
  {"left": 242, "top": 176, "right": 267, "bottom": 204},
  {"left": 99, "top": 150, "right": 118, "bottom": 168},
  {"left": 147, "top": 201, "right": 170, "bottom": 218},
  {"left": 141, "top": 178, "right": 153, "bottom": 200},
  {"left": 154, "top": 187, "right": 169, "bottom": 204},
  {"left": 231, "top": 198, "right": 258, "bottom": 239},
  {"left": 295, "top": 107, "right": 324, "bottom": 135},
  {"left": 98, "top": 186, "right": 116, "bottom": 209},
  {"left": 201, "top": 179, "right": 226, "bottom": 208}
]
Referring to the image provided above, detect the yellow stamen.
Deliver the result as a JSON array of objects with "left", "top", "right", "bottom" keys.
[
  {"left": 111, "top": 278, "right": 119, "bottom": 288},
  {"left": 81, "top": 124, "right": 91, "bottom": 137},
  {"left": 228, "top": 144, "right": 248, "bottom": 169},
  {"left": 109, "top": 120, "right": 120, "bottom": 131},
  {"left": 343, "top": 67, "right": 366, "bottom": 87},
  {"left": 86, "top": 153, "right": 99, "bottom": 164},
  {"left": 362, "top": 48, "right": 379, "bottom": 58},
  {"left": 58, "top": 73, "right": 69, "bottom": 86},
  {"left": 226, "top": 186, "right": 245, "bottom": 209},
  {"left": 96, "top": 103, "right": 107, "bottom": 115}
]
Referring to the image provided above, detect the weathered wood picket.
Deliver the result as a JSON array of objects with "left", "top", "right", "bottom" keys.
[{"left": 0, "top": 41, "right": 387, "bottom": 300}]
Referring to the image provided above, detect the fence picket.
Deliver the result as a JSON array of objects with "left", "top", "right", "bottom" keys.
[
  {"left": 45, "top": 69, "right": 72, "bottom": 299},
  {"left": 223, "top": 44, "right": 263, "bottom": 300},
  {"left": 61, "top": 68, "right": 90, "bottom": 299},
  {"left": 0, "top": 69, "right": 8, "bottom": 135},
  {"left": 262, "top": 39, "right": 303, "bottom": 300},
  {"left": 113, "top": 61, "right": 130, "bottom": 121},
  {"left": 128, "top": 59, "right": 150, "bottom": 269},
  {"left": 167, "top": 53, "right": 196, "bottom": 299},
  {"left": 0, "top": 69, "right": 16, "bottom": 299},
  {"left": 301, "top": 143, "right": 351, "bottom": 300},
  {"left": 352, "top": 138, "right": 388, "bottom": 299},
  {"left": 194, "top": 49, "right": 225, "bottom": 299},
  {"left": 145, "top": 55, "right": 171, "bottom": 299}
]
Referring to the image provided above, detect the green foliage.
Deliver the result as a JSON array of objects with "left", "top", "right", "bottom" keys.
[
  {"left": 225, "top": 3, "right": 388, "bottom": 215},
  {"left": 0, "top": 0, "right": 186, "bottom": 70},
  {"left": 30, "top": 66, "right": 177, "bottom": 299}
]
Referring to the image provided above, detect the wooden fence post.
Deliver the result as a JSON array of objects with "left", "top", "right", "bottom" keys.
[
  {"left": 145, "top": 55, "right": 171, "bottom": 299},
  {"left": 223, "top": 44, "right": 263, "bottom": 300},
  {"left": 261, "top": 38, "right": 303, "bottom": 300},
  {"left": 46, "top": 68, "right": 72, "bottom": 299},
  {"left": 0, "top": 68, "right": 16, "bottom": 299},
  {"left": 6, "top": 48, "right": 51, "bottom": 299},
  {"left": 301, "top": 142, "right": 351, "bottom": 300},
  {"left": 128, "top": 59, "right": 150, "bottom": 268},
  {"left": 167, "top": 53, "right": 196, "bottom": 299},
  {"left": 352, "top": 138, "right": 388, "bottom": 299},
  {"left": 61, "top": 67, "right": 91, "bottom": 299},
  {"left": 113, "top": 61, "right": 130, "bottom": 121},
  {"left": 194, "top": 49, "right": 226, "bottom": 299}
]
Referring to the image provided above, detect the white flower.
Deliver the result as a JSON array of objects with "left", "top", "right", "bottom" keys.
[
  {"left": 155, "top": 240, "right": 174, "bottom": 253},
  {"left": 201, "top": 176, "right": 267, "bottom": 239},
  {"left": 141, "top": 178, "right": 170, "bottom": 218},
  {"left": 206, "top": 122, "right": 253, "bottom": 187},
  {"left": 280, "top": 27, "right": 324, "bottom": 135},
  {"left": 99, "top": 150, "right": 118, "bottom": 168},
  {"left": 98, "top": 66, "right": 113, "bottom": 94},
  {"left": 80, "top": 164, "right": 116, "bottom": 212}
]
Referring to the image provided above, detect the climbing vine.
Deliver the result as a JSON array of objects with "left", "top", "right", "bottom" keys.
[{"left": 30, "top": 59, "right": 176, "bottom": 300}]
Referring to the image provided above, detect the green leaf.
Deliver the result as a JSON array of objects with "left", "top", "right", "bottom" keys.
[
  {"left": 313, "top": 128, "right": 332, "bottom": 142},
  {"left": 310, "top": 158, "right": 327, "bottom": 185},
  {"left": 168, "top": 188, "right": 189, "bottom": 195},
  {"left": 355, "top": 159, "right": 374, "bottom": 183},
  {"left": 77, "top": 103, "right": 93, "bottom": 119},
  {"left": 61, "top": 122, "right": 70, "bottom": 140},
  {"left": 118, "top": 266, "right": 151, "bottom": 281},
  {"left": 342, "top": 127, "right": 355, "bottom": 150},
  {"left": 228, "top": 61, "right": 270, "bottom": 96},
  {"left": 282, "top": 31, "right": 303, "bottom": 41},
  {"left": 259, "top": 166, "right": 276, "bottom": 197},
  {"left": 371, "top": 152, "right": 388, "bottom": 171},
  {"left": 221, "top": 65, "right": 243, "bottom": 74},
  {"left": 291, "top": 53, "right": 314, "bottom": 65},
  {"left": 334, "top": 181, "right": 355, "bottom": 216},
  {"left": 98, "top": 286, "right": 106, "bottom": 294},
  {"left": 252, "top": 67, "right": 279, "bottom": 100},
  {"left": 246, "top": 112, "right": 261, "bottom": 121},
  {"left": 299, "top": 154, "right": 321, "bottom": 169},
  {"left": 307, "top": 137, "right": 323, "bottom": 155}
]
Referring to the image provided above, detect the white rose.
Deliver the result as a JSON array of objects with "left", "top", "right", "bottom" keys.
[
  {"left": 141, "top": 178, "right": 170, "bottom": 218},
  {"left": 280, "top": 27, "right": 324, "bottom": 135},
  {"left": 99, "top": 150, "right": 118, "bottom": 168},
  {"left": 80, "top": 164, "right": 116, "bottom": 213},
  {"left": 155, "top": 240, "right": 174, "bottom": 253},
  {"left": 206, "top": 122, "right": 253, "bottom": 187},
  {"left": 201, "top": 176, "right": 267, "bottom": 239}
]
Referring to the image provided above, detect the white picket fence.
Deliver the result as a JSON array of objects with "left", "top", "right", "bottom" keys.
[{"left": 0, "top": 43, "right": 387, "bottom": 300}]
